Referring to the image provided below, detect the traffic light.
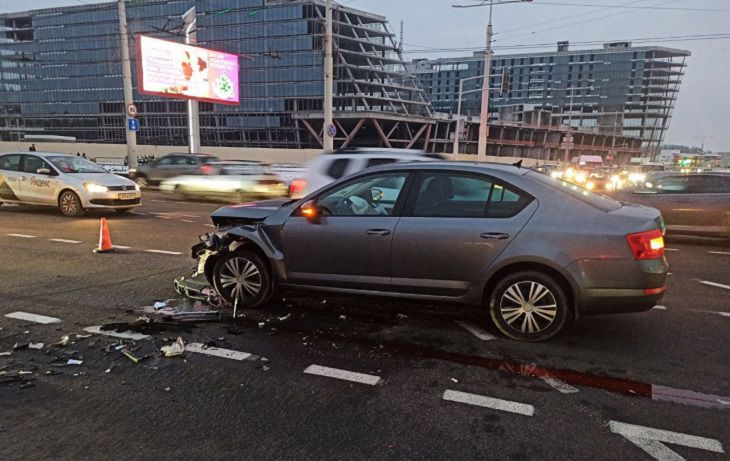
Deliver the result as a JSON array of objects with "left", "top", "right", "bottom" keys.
[{"left": 500, "top": 70, "right": 511, "bottom": 95}]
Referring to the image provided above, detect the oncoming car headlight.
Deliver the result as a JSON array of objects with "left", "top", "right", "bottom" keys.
[
  {"left": 84, "top": 183, "right": 109, "bottom": 193},
  {"left": 585, "top": 181, "right": 595, "bottom": 190}
]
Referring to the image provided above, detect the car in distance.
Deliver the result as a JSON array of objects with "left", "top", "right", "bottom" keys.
[
  {"left": 0, "top": 152, "right": 141, "bottom": 216},
  {"left": 159, "top": 161, "right": 287, "bottom": 202},
  {"left": 192, "top": 162, "right": 668, "bottom": 342},
  {"left": 132, "top": 153, "right": 219, "bottom": 188},
  {"left": 611, "top": 172, "right": 730, "bottom": 240},
  {"left": 288, "top": 148, "right": 444, "bottom": 198}
]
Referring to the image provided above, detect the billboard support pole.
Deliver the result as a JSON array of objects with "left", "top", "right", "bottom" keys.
[
  {"left": 183, "top": 6, "right": 201, "bottom": 154},
  {"left": 118, "top": 0, "right": 137, "bottom": 169},
  {"left": 323, "top": 0, "right": 334, "bottom": 151}
]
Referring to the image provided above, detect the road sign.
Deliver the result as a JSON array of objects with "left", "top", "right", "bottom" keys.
[
  {"left": 327, "top": 124, "right": 337, "bottom": 138},
  {"left": 128, "top": 118, "right": 140, "bottom": 131},
  {"left": 127, "top": 104, "right": 138, "bottom": 117}
]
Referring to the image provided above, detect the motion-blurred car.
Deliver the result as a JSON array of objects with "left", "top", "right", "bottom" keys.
[
  {"left": 0, "top": 152, "right": 140, "bottom": 216},
  {"left": 132, "top": 153, "right": 219, "bottom": 188},
  {"left": 613, "top": 172, "right": 730, "bottom": 239},
  {"left": 193, "top": 161, "right": 668, "bottom": 342},
  {"left": 288, "top": 148, "right": 444, "bottom": 198},
  {"left": 159, "top": 161, "right": 287, "bottom": 202}
]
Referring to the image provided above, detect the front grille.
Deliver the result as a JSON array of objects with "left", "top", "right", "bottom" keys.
[
  {"left": 90, "top": 198, "right": 141, "bottom": 206},
  {"left": 107, "top": 185, "right": 136, "bottom": 191}
]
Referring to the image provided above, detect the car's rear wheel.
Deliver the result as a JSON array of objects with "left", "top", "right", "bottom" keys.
[
  {"left": 489, "top": 271, "right": 570, "bottom": 342},
  {"left": 212, "top": 249, "right": 271, "bottom": 309},
  {"left": 58, "top": 191, "right": 85, "bottom": 217}
]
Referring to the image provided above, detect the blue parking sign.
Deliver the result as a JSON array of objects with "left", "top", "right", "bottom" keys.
[{"left": 128, "top": 118, "right": 140, "bottom": 131}]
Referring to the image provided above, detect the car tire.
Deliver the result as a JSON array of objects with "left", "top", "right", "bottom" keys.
[
  {"left": 134, "top": 175, "right": 148, "bottom": 189},
  {"left": 58, "top": 190, "right": 85, "bottom": 217},
  {"left": 488, "top": 271, "right": 570, "bottom": 342},
  {"left": 212, "top": 249, "right": 272, "bottom": 309}
]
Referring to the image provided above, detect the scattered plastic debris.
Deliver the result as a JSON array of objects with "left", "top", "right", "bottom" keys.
[
  {"left": 262, "top": 365, "right": 270, "bottom": 372},
  {"left": 66, "top": 359, "right": 83, "bottom": 366},
  {"left": 28, "top": 343, "right": 44, "bottom": 350},
  {"left": 165, "top": 387, "right": 171, "bottom": 392},
  {"left": 451, "top": 378, "right": 458, "bottom": 383},
  {"left": 160, "top": 337, "right": 185, "bottom": 357},
  {"left": 397, "top": 314, "right": 409, "bottom": 319},
  {"left": 105, "top": 364, "right": 117, "bottom": 374},
  {"left": 153, "top": 301, "right": 167, "bottom": 310},
  {"left": 0, "top": 351, "right": 11, "bottom": 357},
  {"left": 338, "top": 315, "right": 347, "bottom": 320},
  {"left": 121, "top": 349, "right": 145, "bottom": 363},
  {"left": 12, "top": 342, "right": 28, "bottom": 350},
  {"left": 277, "top": 314, "right": 291, "bottom": 321},
  {"left": 258, "top": 322, "right": 265, "bottom": 328}
]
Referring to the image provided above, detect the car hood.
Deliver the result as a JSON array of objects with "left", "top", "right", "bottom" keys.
[
  {"left": 65, "top": 172, "right": 134, "bottom": 186},
  {"left": 211, "top": 198, "right": 292, "bottom": 224}
]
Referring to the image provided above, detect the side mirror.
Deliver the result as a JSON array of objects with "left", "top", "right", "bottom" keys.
[
  {"left": 36, "top": 168, "right": 52, "bottom": 175},
  {"left": 300, "top": 199, "right": 318, "bottom": 222}
]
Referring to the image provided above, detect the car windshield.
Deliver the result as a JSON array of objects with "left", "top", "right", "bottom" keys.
[
  {"left": 48, "top": 156, "right": 107, "bottom": 173},
  {"left": 526, "top": 170, "right": 622, "bottom": 212}
]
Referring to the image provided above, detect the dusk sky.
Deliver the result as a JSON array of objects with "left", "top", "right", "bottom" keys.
[{"left": 2, "top": 0, "right": 727, "bottom": 151}]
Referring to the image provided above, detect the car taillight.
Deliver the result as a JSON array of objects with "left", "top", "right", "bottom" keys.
[
  {"left": 289, "top": 178, "right": 307, "bottom": 197},
  {"left": 626, "top": 229, "right": 665, "bottom": 260},
  {"left": 200, "top": 164, "right": 213, "bottom": 175}
]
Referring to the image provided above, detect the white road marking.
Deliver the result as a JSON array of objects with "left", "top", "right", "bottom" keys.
[
  {"left": 609, "top": 420, "right": 724, "bottom": 460},
  {"left": 700, "top": 281, "right": 730, "bottom": 291},
  {"left": 182, "top": 214, "right": 200, "bottom": 218},
  {"left": 652, "top": 305, "right": 667, "bottom": 310},
  {"left": 6, "top": 233, "right": 36, "bottom": 238},
  {"left": 150, "top": 200, "right": 165, "bottom": 203},
  {"left": 83, "top": 326, "right": 149, "bottom": 340},
  {"left": 5, "top": 311, "right": 61, "bottom": 324},
  {"left": 540, "top": 376, "right": 580, "bottom": 394},
  {"left": 664, "top": 248, "right": 679, "bottom": 252},
  {"left": 443, "top": 389, "right": 534, "bottom": 416},
  {"left": 179, "top": 219, "right": 195, "bottom": 223},
  {"left": 691, "top": 309, "right": 730, "bottom": 318},
  {"left": 708, "top": 251, "right": 730, "bottom": 256},
  {"left": 113, "top": 245, "right": 131, "bottom": 250},
  {"left": 144, "top": 249, "right": 183, "bottom": 255},
  {"left": 186, "top": 343, "right": 252, "bottom": 361},
  {"left": 49, "top": 238, "right": 82, "bottom": 244},
  {"left": 204, "top": 224, "right": 216, "bottom": 228},
  {"left": 156, "top": 216, "right": 172, "bottom": 220},
  {"left": 303, "top": 364, "right": 381, "bottom": 385},
  {"left": 455, "top": 320, "right": 497, "bottom": 341}
]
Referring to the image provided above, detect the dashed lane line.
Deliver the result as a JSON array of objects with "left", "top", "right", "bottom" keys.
[
  {"left": 113, "top": 245, "right": 131, "bottom": 250},
  {"left": 144, "top": 249, "right": 184, "bottom": 256},
  {"left": 186, "top": 343, "right": 252, "bottom": 361},
  {"left": 691, "top": 309, "right": 730, "bottom": 318},
  {"left": 699, "top": 280, "right": 730, "bottom": 291},
  {"left": 303, "top": 364, "right": 381, "bottom": 385},
  {"left": 182, "top": 214, "right": 201, "bottom": 218},
  {"left": 664, "top": 248, "right": 679, "bottom": 252},
  {"left": 179, "top": 219, "right": 195, "bottom": 223},
  {"left": 442, "top": 389, "right": 535, "bottom": 416},
  {"left": 49, "top": 238, "right": 82, "bottom": 244},
  {"left": 6, "top": 233, "right": 36, "bottom": 238},
  {"left": 455, "top": 320, "right": 497, "bottom": 341},
  {"left": 5, "top": 311, "right": 61, "bottom": 324},
  {"left": 83, "top": 326, "right": 149, "bottom": 341},
  {"left": 652, "top": 305, "right": 667, "bottom": 310},
  {"left": 708, "top": 251, "right": 730, "bottom": 256}
]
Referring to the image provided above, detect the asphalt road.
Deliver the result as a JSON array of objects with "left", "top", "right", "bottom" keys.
[{"left": 1, "top": 192, "right": 728, "bottom": 461}]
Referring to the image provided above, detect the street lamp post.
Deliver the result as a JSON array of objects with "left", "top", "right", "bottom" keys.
[
  {"left": 559, "top": 84, "right": 596, "bottom": 163},
  {"left": 453, "top": 75, "right": 484, "bottom": 158},
  {"left": 454, "top": 0, "right": 533, "bottom": 162},
  {"left": 182, "top": 6, "right": 200, "bottom": 154}
]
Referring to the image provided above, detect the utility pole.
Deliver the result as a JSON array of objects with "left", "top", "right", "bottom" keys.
[
  {"left": 117, "top": 0, "right": 137, "bottom": 169},
  {"left": 182, "top": 6, "right": 200, "bottom": 154},
  {"left": 453, "top": 75, "right": 484, "bottom": 159},
  {"left": 477, "top": 0, "right": 495, "bottom": 162},
  {"left": 563, "top": 86, "right": 574, "bottom": 164},
  {"left": 323, "top": 0, "right": 335, "bottom": 151}
]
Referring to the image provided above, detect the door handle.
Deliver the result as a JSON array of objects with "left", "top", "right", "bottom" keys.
[
  {"left": 365, "top": 229, "right": 391, "bottom": 236},
  {"left": 480, "top": 232, "right": 510, "bottom": 240}
]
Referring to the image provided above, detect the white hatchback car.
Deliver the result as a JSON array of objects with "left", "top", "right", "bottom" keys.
[{"left": 0, "top": 152, "right": 141, "bottom": 217}]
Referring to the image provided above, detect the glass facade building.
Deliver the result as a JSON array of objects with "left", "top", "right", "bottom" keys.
[
  {"left": 0, "top": 0, "right": 429, "bottom": 148},
  {"left": 408, "top": 41, "right": 690, "bottom": 152}
]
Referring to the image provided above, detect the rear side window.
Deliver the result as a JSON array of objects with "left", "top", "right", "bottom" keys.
[
  {"left": 527, "top": 171, "right": 622, "bottom": 212},
  {"left": 326, "top": 158, "right": 350, "bottom": 180},
  {"left": 366, "top": 158, "right": 397, "bottom": 169},
  {"left": 0, "top": 154, "right": 21, "bottom": 171}
]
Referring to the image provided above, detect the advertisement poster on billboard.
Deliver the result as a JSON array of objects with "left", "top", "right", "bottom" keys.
[{"left": 137, "top": 35, "right": 240, "bottom": 105}]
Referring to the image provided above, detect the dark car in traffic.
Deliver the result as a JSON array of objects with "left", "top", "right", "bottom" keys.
[
  {"left": 611, "top": 172, "right": 730, "bottom": 240},
  {"left": 132, "top": 153, "right": 219, "bottom": 188},
  {"left": 192, "top": 162, "right": 668, "bottom": 342}
]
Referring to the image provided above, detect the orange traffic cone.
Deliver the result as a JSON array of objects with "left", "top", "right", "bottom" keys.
[{"left": 93, "top": 218, "right": 115, "bottom": 253}]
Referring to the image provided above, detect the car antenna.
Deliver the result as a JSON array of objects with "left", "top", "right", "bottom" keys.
[{"left": 513, "top": 160, "right": 523, "bottom": 168}]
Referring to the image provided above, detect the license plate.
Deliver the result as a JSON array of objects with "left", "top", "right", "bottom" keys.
[{"left": 119, "top": 193, "right": 137, "bottom": 200}]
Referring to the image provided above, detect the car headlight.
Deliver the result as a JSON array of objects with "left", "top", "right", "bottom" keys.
[
  {"left": 610, "top": 175, "right": 620, "bottom": 183},
  {"left": 645, "top": 182, "right": 653, "bottom": 189},
  {"left": 84, "top": 183, "right": 109, "bottom": 193},
  {"left": 585, "top": 181, "right": 595, "bottom": 190},
  {"left": 575, "top": 172, "right": 587, "bottom": 184}
]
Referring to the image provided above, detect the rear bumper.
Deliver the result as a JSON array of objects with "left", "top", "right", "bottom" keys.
[{"left": 566, "top": 257, "right": 668, "bottom": 315}]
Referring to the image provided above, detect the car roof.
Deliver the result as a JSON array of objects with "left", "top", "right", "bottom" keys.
[
  {"left": 363, "top": 160, "right": 530, "bottom": 176},
  {"left": 2, "top": 152, "right": 73, "bottom": 158}
]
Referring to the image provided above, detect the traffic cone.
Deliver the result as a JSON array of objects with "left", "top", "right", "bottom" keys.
[{"left": 93, "top": 218, "right": 115, "bottom": 253}]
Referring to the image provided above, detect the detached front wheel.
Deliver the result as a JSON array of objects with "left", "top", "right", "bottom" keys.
[
  {"left": 212, "top": 249, "right": 272, "bottom": 308},
  {"left": 489, "top": 271, "right": 570, "bottom": 342}
]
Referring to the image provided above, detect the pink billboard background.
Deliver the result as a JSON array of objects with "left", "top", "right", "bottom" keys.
[{"left": 137, "top": 35, "right": 240, "bottom": 106}]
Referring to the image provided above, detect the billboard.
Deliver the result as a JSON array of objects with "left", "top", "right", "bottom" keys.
[{"left": 137, "top": 35, "right": 239, "bottom": 106}]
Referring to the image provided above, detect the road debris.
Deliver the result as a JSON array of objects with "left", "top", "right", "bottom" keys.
[
  {"left": 160, "top": 337, "right": 185, "bottom": 357},
  {"left": 12, "top": 342, "right": 29, "bottom": 350},
  {"left": 0, "top": 351, "right": 11, "bottom": 357},
  {"left": 66, "top": 359, "right": 83, "bottom": 365},
  {"left": 277, "top": 314, "right": 291, "bottom": 321},
  {"left": 28, "top": 343, "right": 44, "bottom": 350},
  {"left": 54, "top": 335, "right": 71, "bottom": 347},
  {"left": 121, "top": 349, "right": 146, "bottom": 364},
  {"left": 154, "top": 301, "right": 167, "bottom": 310}
]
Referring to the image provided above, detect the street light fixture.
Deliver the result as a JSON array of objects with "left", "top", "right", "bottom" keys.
[{"left": 453, "top": 0, "right": 534, "bottom": 162}]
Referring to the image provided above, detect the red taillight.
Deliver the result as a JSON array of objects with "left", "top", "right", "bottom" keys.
[
  {"left": 200, "top": 164, "right": 213, "bottom": 175},
  {"left": 289, "top": 178, "right": 307, "bottom": 197},
  {"left": 626, "top": 229, "right": 665, "bottom": 260},
  {"left": 644, "top": 287, "right": 666, "bottom": 295}
]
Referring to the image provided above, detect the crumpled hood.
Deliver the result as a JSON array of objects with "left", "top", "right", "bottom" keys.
[{"left": 211, "top": 198, "right": 291, "bottom": 222}]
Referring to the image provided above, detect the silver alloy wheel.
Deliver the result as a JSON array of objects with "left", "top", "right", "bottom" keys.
[
  {"left": 60, "top": 192, "right": 80, "bottom": 216},
  {"left": 499, "top": 281, "right": 558, "bottom": 334},
  {"left": 218, "top": 257, "right": 262, "bottom": 302}
]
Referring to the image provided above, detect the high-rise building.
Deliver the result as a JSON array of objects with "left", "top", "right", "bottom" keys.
[
  {"left": 408, "top": 41, "right": 690, "bottom": 153},
  {"left": 0, "top": 0, "right": 431, "bottom": 149}
]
